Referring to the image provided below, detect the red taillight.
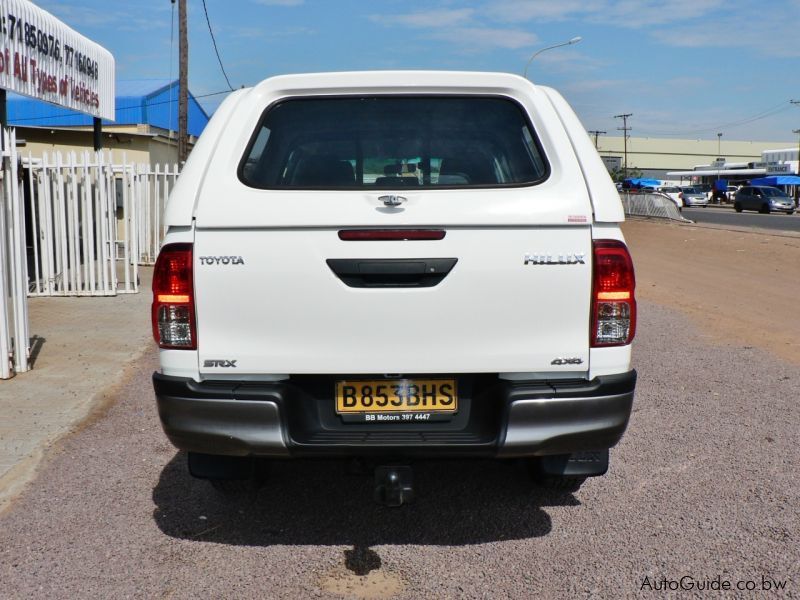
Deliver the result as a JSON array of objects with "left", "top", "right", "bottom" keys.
[
  {"left": 338, "top": 229, "right": 446, "bottom": 241},
  {"left": 591, "top": 240, "right": 636, "bottom": 347},
  {"left": 152, "top": 243, "right": 196, "bottom": 349}
]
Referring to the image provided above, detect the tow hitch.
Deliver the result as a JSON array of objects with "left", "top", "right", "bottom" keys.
[{"left": 374, "top": 465, "right": 414, "bottom": 507}]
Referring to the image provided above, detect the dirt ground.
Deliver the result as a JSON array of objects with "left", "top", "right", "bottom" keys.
[
  {"left": 1, "top": 218, "right": 799, "bottom": 598},
  {"left": 622, "top": 219, "right": 800, "bottom": 366}
]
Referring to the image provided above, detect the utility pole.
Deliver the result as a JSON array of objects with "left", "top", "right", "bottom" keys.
[
  {"left": 614, "top": 114, "right": 632, "bottom": 179},
  {"left": 178, "top": 0, "right": 188, "bottom": 164},
  {"left": 588, "top": 130, "right": 606, "bottom": 149}
]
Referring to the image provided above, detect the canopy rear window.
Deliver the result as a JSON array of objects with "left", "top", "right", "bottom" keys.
[{"left": 239, "top": 96, "right": 548, "bottom": 189}]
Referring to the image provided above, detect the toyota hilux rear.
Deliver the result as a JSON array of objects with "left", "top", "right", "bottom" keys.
[{"left": 152, "top": 71, "right": 636, "bottom": 503}]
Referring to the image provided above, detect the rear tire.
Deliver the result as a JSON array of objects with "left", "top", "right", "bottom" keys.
[
  {"left": 210, "top": 477, "right": 264, "bottom": 494},
  {"left": 188, "top": 452, "right": 269, "bottom": 494},
  {"left": 531, "top": 474, "right": 587, "bottom": 493},
  {"left": 734, "top": 202, "right": 742, "bottom": 213},
  {"left": 526, "top": 456, "right": 597, "bottom": 493}
]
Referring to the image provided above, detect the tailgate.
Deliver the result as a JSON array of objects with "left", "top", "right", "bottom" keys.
[
  {"left": 194, "top": 226, "right": 592, "bottom": 375},
  {"left": 190, "top": 85, "right": 599, "bottom": 377}
]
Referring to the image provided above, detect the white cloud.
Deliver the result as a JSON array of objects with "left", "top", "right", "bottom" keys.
[
  {"left": 38, "top": 3, "right": 129, "bottom": 27},
  {"left": 663, "top": 76, "right": 707, "bottom": 88},
  {"left": 232, "top": 26, "right": 315, "bottom": 39},
  {"left": 562, "top": 78, "right": 629, "bottom": 93},
  {"left": 595, "top": 0, "right": 725, "bottom": 27},
  {"left": 431, "top": 26, "right": 538, "bottom": 49},
  {"left": 488, "top": 0, "right": 605, "bottom": 22},
  {"left": 369, "top": 6, "right": 536, "bottom": 50},
  {"left": 486, "top": 0, "right": 724, "bottom": 27},
  {"left": 487, "top": 0, "right": 799, "bottom": 57},
  {"left": 253, "top": 0, "right": 304, "bottom": 6},
  {"left": 650, "top": 8, "right": 800, "bottom": 57},
  {"left": 372, "top": 8, "right": 475, "bottom": 28}
]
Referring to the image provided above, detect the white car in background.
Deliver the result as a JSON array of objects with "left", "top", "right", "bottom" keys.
[
  {"left": 657, "top": 186, "right": 684, "bottom": 209},
  {"left": 678, "top": 186, "right": 708, "bottom": 207}
]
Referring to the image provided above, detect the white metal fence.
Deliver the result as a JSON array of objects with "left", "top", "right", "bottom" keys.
[
  {"left": 24, "top": 154, "right": 179, "bottom": 296},
  {"left": 1, "top": 124, "right": 178, "bottom": 379},
  {"left": 1, "top": 128, "right": 31, "bottom": 378},
  {"left": 620, "top": 192, "right": 692, "bottom": 222},
  {"left": 133, "top": 162, "right": 179, "bottom": 266}
]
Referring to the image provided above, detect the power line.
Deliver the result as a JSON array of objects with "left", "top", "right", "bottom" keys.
[
  {"left": 637, "top": 101, "right": 793, "bottom": 137},
  {"left": 201, "top": 0, "right": 234, "bottom": 91}
]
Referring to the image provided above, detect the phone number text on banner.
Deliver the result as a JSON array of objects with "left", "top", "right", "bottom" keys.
[{"left": 0, "top": 0, "right": 114, "bottom": 120}]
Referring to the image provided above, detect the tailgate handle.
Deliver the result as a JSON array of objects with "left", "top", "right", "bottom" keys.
[{"left": 326, "top": 258, "right": 458, "bottom": 288}]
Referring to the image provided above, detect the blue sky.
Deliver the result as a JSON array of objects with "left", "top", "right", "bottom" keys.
[{"left": 38, "top": 0, "right": 800, "bottom": 143}]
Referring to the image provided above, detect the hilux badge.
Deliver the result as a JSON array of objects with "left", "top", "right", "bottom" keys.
[{"left": 524, "top": 253, "right": 586, "bottom": 265}]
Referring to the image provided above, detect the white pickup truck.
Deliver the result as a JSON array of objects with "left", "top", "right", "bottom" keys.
[{"left": 151, "top": 71, "right": 637, "bottom": 504}]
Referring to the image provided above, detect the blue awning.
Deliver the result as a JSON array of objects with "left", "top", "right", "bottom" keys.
[
  {"left": 623, "top": 178, "right": 661, "bottom": 187},
  {"left": 750, "top": 176, "right": 800, "bottom": 186}
]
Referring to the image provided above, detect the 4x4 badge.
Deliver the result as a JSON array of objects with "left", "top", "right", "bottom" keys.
[{"left": 551, "top": 357, "right": 583, "bottom": 365}]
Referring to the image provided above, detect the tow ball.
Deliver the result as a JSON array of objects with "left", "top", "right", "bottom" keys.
[{"left": 374, "top": 465, "right": 414, "bottom": 507}]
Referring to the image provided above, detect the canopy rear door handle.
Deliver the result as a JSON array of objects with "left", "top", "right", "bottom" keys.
[{"left": 326, "top": 258, "right": 458, "bottom": 288}]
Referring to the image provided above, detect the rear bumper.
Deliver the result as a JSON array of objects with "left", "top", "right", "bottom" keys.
[{"left": 153, "top": 370, "right": 635, "bottom": 458}]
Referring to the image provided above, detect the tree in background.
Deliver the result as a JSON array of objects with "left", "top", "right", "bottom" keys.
[{"left": 608, "top": 165, "right": 642, "bottom": 182}]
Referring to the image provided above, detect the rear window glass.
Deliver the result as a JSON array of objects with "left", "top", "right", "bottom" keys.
[{"left": 239, "top": 96, "right": 548, "bottom": 189}]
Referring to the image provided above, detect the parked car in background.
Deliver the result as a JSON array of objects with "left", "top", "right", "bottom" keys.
[
  {"left": 727, "top": 185, "right": 739, "bottom": 200},
  {"left": 734, "top": 186, "right": 795, "bottom": 214},
  {"left": 678, "top": 186, "right": 708, "bottom": 207},
  {"left": 657, "top": 186, "right": 683, "bottom": 209}
]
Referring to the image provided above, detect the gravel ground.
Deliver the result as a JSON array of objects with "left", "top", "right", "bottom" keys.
[{"left": 0, "top": 300, "right": 798, "bottom": 599}]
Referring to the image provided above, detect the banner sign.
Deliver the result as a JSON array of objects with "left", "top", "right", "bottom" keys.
[
  {"left": 0, "top": 0, "right": 114, "bottom": 120},
  {"left": 766, "top": 163, "right": 791, "bottom": 174}
]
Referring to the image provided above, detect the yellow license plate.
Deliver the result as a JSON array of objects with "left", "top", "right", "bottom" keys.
[{"left": 336, "top": 379, "right": 458, "bottom": 414}]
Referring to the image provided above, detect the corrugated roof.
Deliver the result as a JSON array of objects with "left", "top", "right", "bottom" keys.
[
  {"left": 7, "top": 79, "right": 210, "bottom": 137},
  {"left": 115, "top": 79, "right": 174, "bottom": 97}
]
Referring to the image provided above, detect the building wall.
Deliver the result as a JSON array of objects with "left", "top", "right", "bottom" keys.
[
  {"left": 595, "top": 136, "right": 792, "bottom": 177},
  {"left": 17, "top": 127, "right": 150, "bottom": 164},
  {"left": 147, "top": 137, "right": 181, "bottom": 168},
  {"left": 15, "top": 126, "right": 185, "bottom": 167}
]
